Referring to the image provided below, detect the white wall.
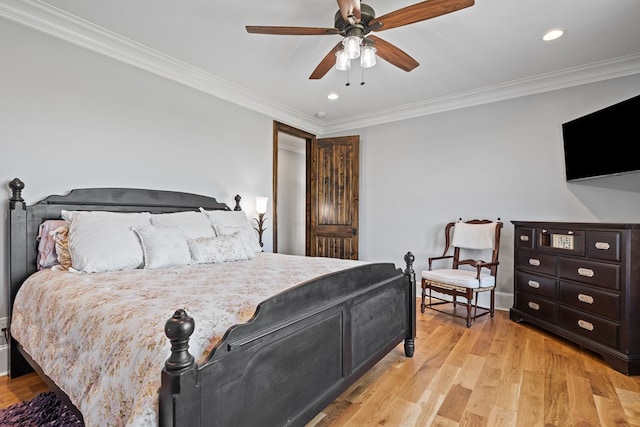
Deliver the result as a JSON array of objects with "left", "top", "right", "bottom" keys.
[{"left": 277, "top": 146, "right": 306, "bottom": 255}]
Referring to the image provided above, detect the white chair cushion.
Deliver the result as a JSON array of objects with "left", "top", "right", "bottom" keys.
[{"left": 421, "top": 269, "right": 495, "bottom": 289}]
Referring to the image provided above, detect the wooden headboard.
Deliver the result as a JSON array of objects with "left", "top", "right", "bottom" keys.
[{"left": 7, "top": 177, "right": 238, "bottom": 363}]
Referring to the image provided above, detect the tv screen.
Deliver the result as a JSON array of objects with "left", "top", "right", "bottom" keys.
[{"left": 562, "top": 94, "right": 640, "bottom": 181}]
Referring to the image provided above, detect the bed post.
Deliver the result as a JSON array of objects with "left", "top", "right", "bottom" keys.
[
  {"left": 7, "top": 178, "right": 33, "bottom": 377},
  {"left": 404, "top": 251, "right": 416, "bottom": 357},
  {"left": 160, "top": 309, "right": 201, "bottom": 427}
]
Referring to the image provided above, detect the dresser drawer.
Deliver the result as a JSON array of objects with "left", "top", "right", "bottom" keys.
[
  {"left": 558, "top": 306, "right": 619, "bottom": 348},
  {"left": 558, "top": 258, "right": 620, "bottom": 290},
  {"left": 516, "top": 271, "right": 557, "bottom": 299},
  {"left": 516, "top": 250, "right": 556, "bottom": 276},
  {"left": 516, "top": 227, "right": 535, "bottom": 249},
  {"left": 515, "top": 294, "right": 557, "bottom": 323},
  {"left": 559, "top": 281, "right": 620, "bottom": 320},
  {"left": 587, "top": 230, "right": 621, "bottom": 262}
]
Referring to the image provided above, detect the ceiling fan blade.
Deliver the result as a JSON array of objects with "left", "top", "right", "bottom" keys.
[
  {"left": 309, "top": 42, "right": 344, "bottom": 79},
  {"left": 369, "top": 0, "right": 474, "bottom": 32},
  {"left": 246, "top": 26, "right": 340, "bottom": 36},
  {"left": 367, "top": 35, "right": 419, "bottom": 72}
]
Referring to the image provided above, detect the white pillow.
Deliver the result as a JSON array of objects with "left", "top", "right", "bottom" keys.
[
  {"left": 150, "top": 211, "right": 216, "bottom": 240},
  {"left": 63, "top": 211, "right": 151, "bottom": 273},
  {"left": 187, "top": 233, "right": 249, "bottom": 264},
  {"left": 133, "top": 225, "right": 191, "bottom": 269},
  {"left": 200, "top": 209, "right": 262, "bottom": 256},
  {"left": 452, "top": 222, "right": 497, "bottom": 250}
]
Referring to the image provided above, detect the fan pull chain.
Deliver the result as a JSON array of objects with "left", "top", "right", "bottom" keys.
[
  {"left": 360, "top": 67, "right": 365, "bottom": 86},
  {"left": 345, "top": 69, "right": 350, "bottom": 86}
]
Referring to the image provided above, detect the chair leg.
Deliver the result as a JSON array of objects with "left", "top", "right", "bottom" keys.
[
  {"left": 465, "top": 301, "right": 472, "bottom": 328},
  {"left": 465, "top": 289, "right": 473, "bottom": 328},
  {"left": 490, "top": 288, "right": 495, "bottom": 317},
  {"left": 420, "top": 279, "right": 426, "bottom": 313},
  {"left": 473, "top": 292, "right": 478, "bottom": 321}
]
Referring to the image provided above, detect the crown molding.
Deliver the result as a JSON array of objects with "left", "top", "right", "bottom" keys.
[
  {"left": 0, "top": 0, "right": 325, "bottom": 134},
  {"left": 321, "top": 53, "right": 640, "bottom": 134},
  {"left": 2, "top": 0, "right": 639, "bottom": 136}
]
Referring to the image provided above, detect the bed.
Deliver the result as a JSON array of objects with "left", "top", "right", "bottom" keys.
[{"left": 6, "top": 177, "right": 416, "bottom": 427}]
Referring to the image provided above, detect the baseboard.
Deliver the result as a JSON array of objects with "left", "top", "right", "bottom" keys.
[
  {"left": 495, "top": 291, "right": 514, "bottom": 311},
  {"left": 0, "top": 345, "right": 8, "bottom": 376}
]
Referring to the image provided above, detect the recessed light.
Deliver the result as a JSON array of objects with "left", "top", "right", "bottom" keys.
[
  {"left": 543, "top": 29, "right": 564, "bottom": 41},
  {"left": 327, "top": 93, "right": 339, "bottom": 100}
]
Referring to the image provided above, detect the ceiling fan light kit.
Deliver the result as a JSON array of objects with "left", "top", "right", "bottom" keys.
[{"left": 246, "top": 0, "right": 475, "bottom": 80}]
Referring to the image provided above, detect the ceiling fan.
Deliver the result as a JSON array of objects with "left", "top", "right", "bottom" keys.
[{"left": 246, "top": 0, "right": 475, "bottom": 80}]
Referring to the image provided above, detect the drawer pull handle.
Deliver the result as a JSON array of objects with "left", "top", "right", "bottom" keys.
[
  {"left": 577, "top": 293, "right": 594, "bottom": 304},
  {"left": 528, "top": 302, "right": 540, "bottom": 311},
  {"left": 578, "top": 268, "right": 594, "bottom": 278},
  {"left": 520, "top": 235, "right": 530, "bottom": 242},
  {"left": 528, "top": 280, "right": 540, "bottom": 289},
  {"left": 578, "top": 319, "right": 594, "bottom": 331},
  {"left": 595, "top": 241, "right": 610, "bottom": 250},
  {"left": 529, "top": 258, "right": 541, "bottom": 267}
]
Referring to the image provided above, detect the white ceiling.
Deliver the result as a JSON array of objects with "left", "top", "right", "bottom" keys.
[{"left": 3, "top": 0, "right": 640, "bottom": 134}]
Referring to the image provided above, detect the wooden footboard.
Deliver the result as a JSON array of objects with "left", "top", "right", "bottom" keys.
[{"left": 161, "top": 254, "right": 416, "bottom": 427}]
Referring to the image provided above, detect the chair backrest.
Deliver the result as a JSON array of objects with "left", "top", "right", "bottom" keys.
[{"left": 441, "top": 219, "right": 503, "bottom": 276}]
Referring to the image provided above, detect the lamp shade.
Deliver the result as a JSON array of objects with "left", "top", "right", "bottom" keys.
[
  {"left": 342, "top": 36, "right": 361, "bottom": 59},
  {"left": 335, "top": 50, "right": 351, "bottom": 71},
  {"left": 360, "top": 45, "right": 377, "bottom": 68},
  {"left": 255, "top": 197, "right": 269, "bottom": 214}
]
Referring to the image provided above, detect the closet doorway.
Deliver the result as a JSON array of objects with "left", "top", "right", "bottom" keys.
[
  {"left": 273, "top": 122, "right": 313, "bottom": 255},
  {"left": 273, "top": 121, "right": 360, "bottom": 260}
]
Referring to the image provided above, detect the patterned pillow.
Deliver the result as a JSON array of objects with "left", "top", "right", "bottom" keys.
[
  {"left": 36, "top": 219, "right": 68, "bottom": 270},
  {"left": 52, "top": 225, "right": 72, "bottom": 271},
  {"left": 200, "top": 209, "right": 262, "bottom": 257},
  {"left": 187, "top": 233, "right": 249, "bottom": 264}
]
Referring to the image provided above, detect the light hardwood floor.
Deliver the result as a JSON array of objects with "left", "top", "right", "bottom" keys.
[{"left": 2, "top": 303, "right": 640, "bottom": 426}]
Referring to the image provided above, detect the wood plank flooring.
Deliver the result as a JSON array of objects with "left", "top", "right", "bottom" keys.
[
  {"left": 310, "top": 305, "right": 640, "bottom": 427},
  {"left": 1, "top": 303, "right": 640, "bottom": 426}
]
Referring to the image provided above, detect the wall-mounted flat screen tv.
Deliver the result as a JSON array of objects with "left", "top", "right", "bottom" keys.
[{"left": 562, "top": 94, "right": 640, "bottom": 181}]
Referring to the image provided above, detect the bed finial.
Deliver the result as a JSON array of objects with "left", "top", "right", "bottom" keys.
[
  {"left": 404, "top": 251, "right": 415, "bottom": 274},
  {"left": 234, "top": 194, "right": 242, "bottom": 211},
  {"left": 9, "top": 178, "right": 25, "bottom": 203},
  {"left": 164, "top": 309, "right": 195, "bottom": 372}
]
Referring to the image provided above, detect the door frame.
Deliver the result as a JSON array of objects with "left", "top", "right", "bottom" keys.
[{"left": 272, "top": 121, "right": 315, "bottom": 254}]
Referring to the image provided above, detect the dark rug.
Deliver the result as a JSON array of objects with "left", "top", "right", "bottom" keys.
[{"left": 0, "top": 391, "right": 83, "bottom": 426}]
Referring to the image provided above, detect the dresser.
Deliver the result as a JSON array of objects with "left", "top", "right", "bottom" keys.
[{"left": 510, "top": 221, "right": 640, "bottom": 375}]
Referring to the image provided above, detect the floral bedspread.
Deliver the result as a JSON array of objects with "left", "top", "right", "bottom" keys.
[{"left": 11, "top": 253, "right": 366, "bottom": 427}]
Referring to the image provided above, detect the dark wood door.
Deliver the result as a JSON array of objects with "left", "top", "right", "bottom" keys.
[{"left": 307, "top": 135, "right": 359, "bottom": 259}]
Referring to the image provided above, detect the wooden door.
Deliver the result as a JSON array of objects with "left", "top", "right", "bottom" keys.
[{"left": 308, "top": 135, "right": 359, "bottom": 259}]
